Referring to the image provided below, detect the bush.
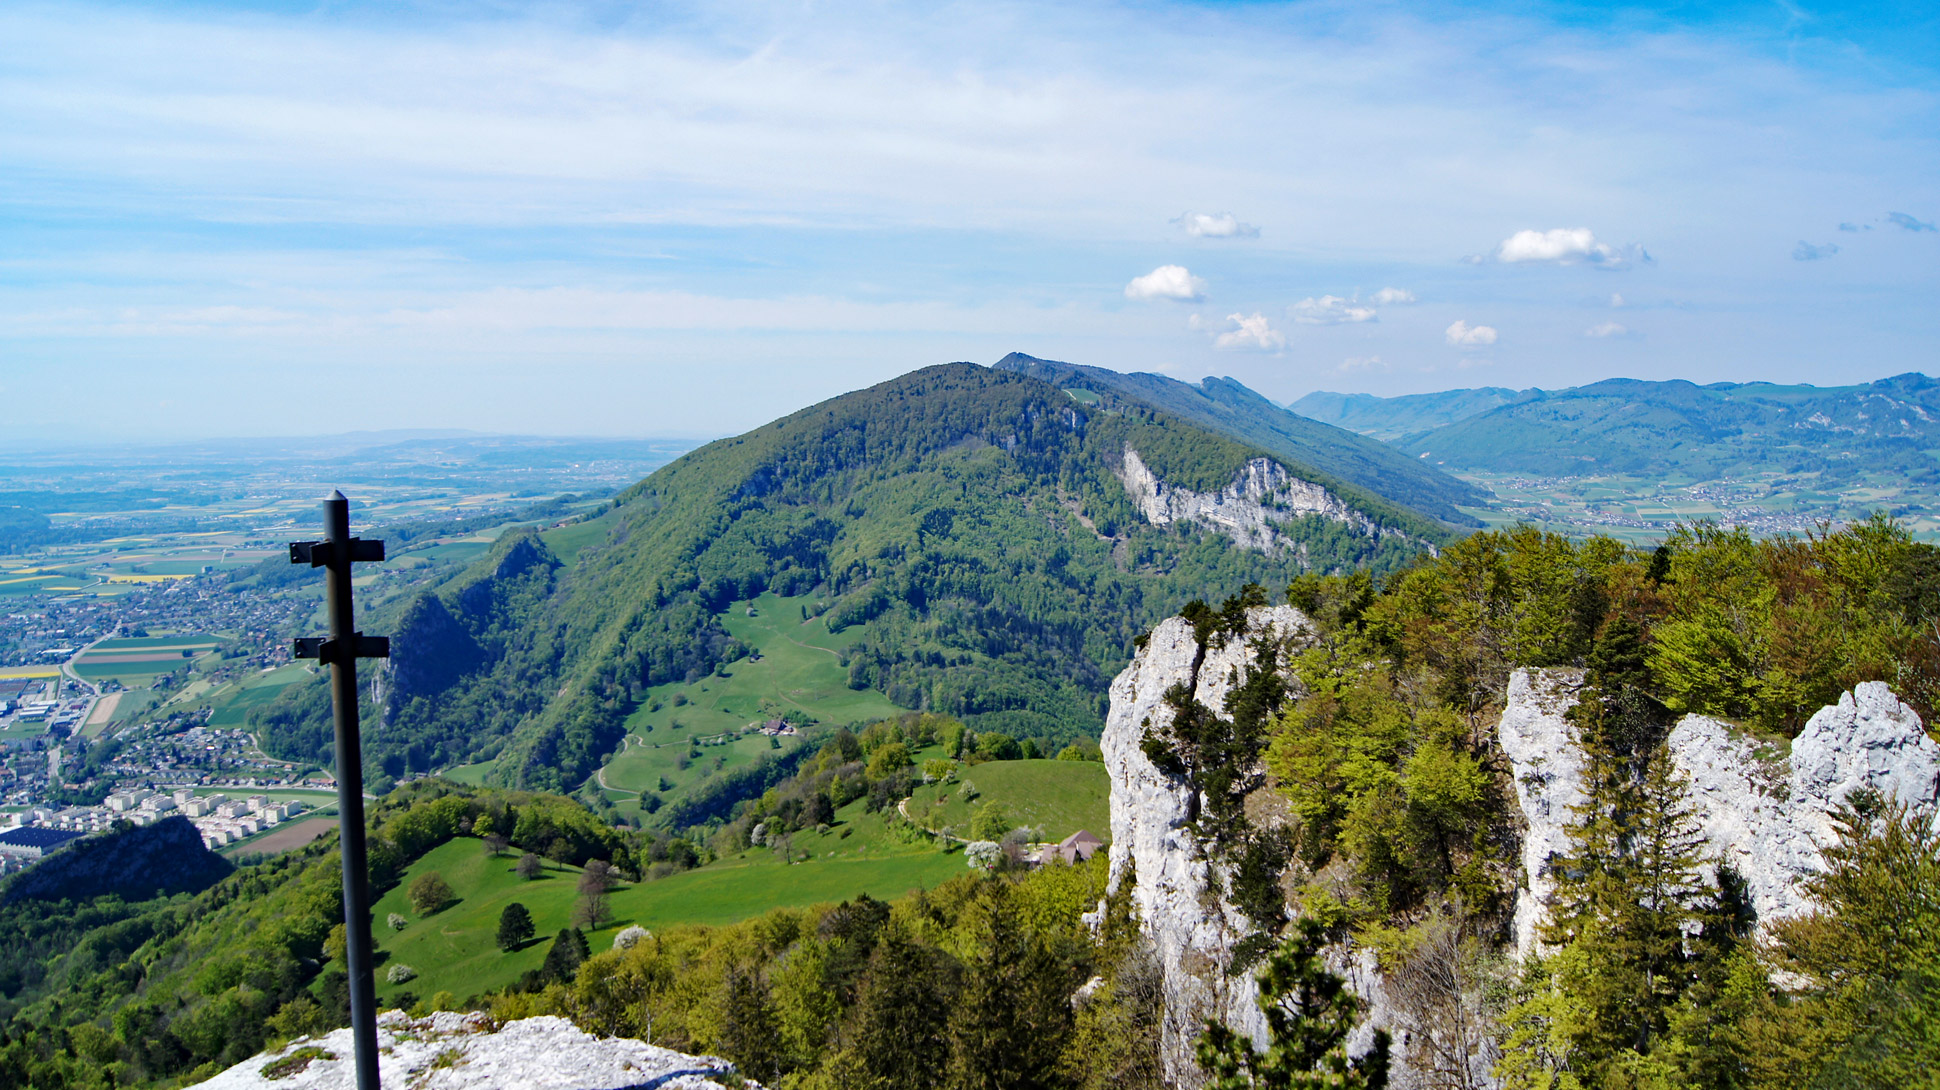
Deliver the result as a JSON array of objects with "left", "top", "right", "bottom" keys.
[
  {"left": 386, "top": 963, "right": 417, "bottom": 985},
  {"left": 387, "top": 912, "right": 409, "bottom": 931},
  {"left": 613, "top": 925, "right": 651, "bottom": 950}
]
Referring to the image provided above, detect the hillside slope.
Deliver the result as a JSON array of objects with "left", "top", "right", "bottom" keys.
[
  {"left": 254, "top": 363, "right": 1447, "bottom": 794},
  {"left": 992, "top": 353, "right": 1487, "bottom": 523}
]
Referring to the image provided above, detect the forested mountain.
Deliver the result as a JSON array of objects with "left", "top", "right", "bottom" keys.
[
  {"left": 992, "top": 353, "right": 1488, "bottom": 523},
  {"left": 1298, "top": 373, "right": 1940, "bottom": 482},
  {"left": 1289, "top": 386, "right": 1538, "bottom": 441},
  {"left": 253, "top": 363, "right": 1447, "bottom": 796}
]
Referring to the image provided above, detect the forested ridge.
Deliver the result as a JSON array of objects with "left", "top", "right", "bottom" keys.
[{"left": 253, "top": 363, "right": 1447, "bottom": 795}]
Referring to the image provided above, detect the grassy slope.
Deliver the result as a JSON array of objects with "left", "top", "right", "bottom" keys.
[
  {"left": 905, "top": 759, "right": 1111, "bottom": 843},
  {"left": 373, "top": 801, "right": 964, "bottom": 1005},
  {"left": 594, "top": 589, "right": 909, "bottom": 818}
]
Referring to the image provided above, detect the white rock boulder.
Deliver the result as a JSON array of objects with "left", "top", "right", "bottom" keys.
[{"left": 188, "top": 1011, "right": 753, "bottom": 1090}]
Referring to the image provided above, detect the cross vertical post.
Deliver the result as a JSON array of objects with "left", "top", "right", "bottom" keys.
[{"left": 290, "top": 491, "right": 390, "bottom": 1090}]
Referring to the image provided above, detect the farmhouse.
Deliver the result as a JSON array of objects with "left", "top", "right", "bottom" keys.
[{"left": 1038, "top": 829, "right": 1104, "bottom": 866}]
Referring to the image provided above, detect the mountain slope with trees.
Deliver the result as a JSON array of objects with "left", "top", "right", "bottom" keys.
[{"left": 252, "top": 362, "right": 1446, "bottom": 796}]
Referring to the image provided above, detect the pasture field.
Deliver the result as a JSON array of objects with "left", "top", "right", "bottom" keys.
[
  {"left": 597, "top": 730, "right": 810, "bottom": 814},
  {"left": 594, "top": 590, "right": 910, "bottom": 817},
  {"left": 202, "top": 663, "right": 314, "bottom": 728},
  {"left": 617, "top": 591, "right": 908, "bottom": 742},
  {"left": 536, "top": 512, "right": 617, "bottom": 565},
  {"left": 905, "top": 759, "right": 1112, "bottom": 843},
  {"left": 371, "top": 799, "right": 964, "bottom": 1006}
]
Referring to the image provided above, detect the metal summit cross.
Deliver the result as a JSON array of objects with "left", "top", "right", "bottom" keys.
[{"left": 289, "top": 491, "right": 390, "bottom": 1090}]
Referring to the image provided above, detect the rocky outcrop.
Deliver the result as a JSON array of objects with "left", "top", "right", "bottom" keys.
[
  {"left": 1501, "top": 670, "right": 1940, "bottom": 956},
  {"left": 189, "top": 1011, "right": 754, "bottom": 1090},
  {"left": 1096, "top": 605, "right": 1317, "bottom": 1086},
  {"left": 1116, "top": 447, "right": 1391, "bottom": 555},
  {"left": 1496, "top": 669, "right": 1591, "bottom": 958}
]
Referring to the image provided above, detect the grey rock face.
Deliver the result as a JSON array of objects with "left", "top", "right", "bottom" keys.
[
  {"left": 188, "top": 1011, "right": 752, "bottom": 1090},
  {"left": 1495, "top": 668, "right": 1590, "bottom": 958},
  {"left": 1098, "top": 605, "right": 1316, "bottom": 1087},
  {"left": 1116, "top": 447, "right": 1389, "bottom": 554},
  {"left": 1502, "top": 670, "right": 1940, "bottom": 953}
]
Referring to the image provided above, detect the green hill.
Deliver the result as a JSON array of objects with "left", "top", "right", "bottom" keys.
[
  {"left": 993, "top": 352, "right": 1488, "bottom": 523},
  {"left": 252, "top": 362, "right": 1446, "bottom": 797}
]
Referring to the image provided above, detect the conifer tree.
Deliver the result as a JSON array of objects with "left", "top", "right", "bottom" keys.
[
  {"left": 1196, "top": 917, "right": 1391, "bottom": 1089},
  {"left": 496, "top": 902, "right": 534, "bottom": 952}
]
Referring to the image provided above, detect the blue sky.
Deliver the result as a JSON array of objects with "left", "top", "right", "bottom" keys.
[{"left": 1, "top": 0, "right": 1935, "bottom": 441}]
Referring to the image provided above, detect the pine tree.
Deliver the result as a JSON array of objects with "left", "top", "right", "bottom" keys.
[
  {"left": 540, "top": 927, "right": 589, "bottom": 984},
  {"left": 1195, "top": 917, "right": 1391, "bottom": 1089},
  {"left": 496, "top": 902, "right": 535, "bottom": 952}
]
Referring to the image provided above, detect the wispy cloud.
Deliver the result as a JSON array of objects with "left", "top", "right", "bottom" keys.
[
  {"left": 1288, "top": 295, "right": 1377, "bottom": 324},
  {"left": 1445, "top": 320, "right": 1498, "bottom": 346},
  {"left": 1585, "top": 322, "right": 1631, "bottom": 338},
  {"left": 1174, "top": 211, "right": 1259, "bottom": 239},
  {"left": 1792, "top": 240, "right": 1840, "bottom": 261},
  {"left": 1125, "top": 265, "right": 1206, "bottom": 302},
  {"left": 1888, "top": 212, "right": 1936, "bottom": 232},
  {"left": 1337, "top": 355, "right": 1388, "bottom": 373},
  {"left": 1369, "top": 287, "right": 1416, "bottom": 305}
]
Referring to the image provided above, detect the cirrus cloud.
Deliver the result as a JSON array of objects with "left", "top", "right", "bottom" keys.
[
  {"left": 1174, "top": 211, "right": 1259, "bottom": 239},
  {"left": 1125, "top": 264, "right": 1206, "bottom": 302},
  {"left": 1445, "top": 319, "right": 1497, "bottom": 346}
]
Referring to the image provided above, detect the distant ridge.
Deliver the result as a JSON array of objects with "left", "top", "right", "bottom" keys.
[
  {"left": 991, "top": 353, "right": 1486, "bottom": 525},
  {"left": 1300, "top": 373, "right": 1940, "bottom": 481},
  {"left": 1290, "top": 387, "right": 1538, "bottom": 442}
]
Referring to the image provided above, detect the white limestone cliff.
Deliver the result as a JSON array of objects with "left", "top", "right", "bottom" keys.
[
  {"left": 1096, "top": 605, "right": 1318, "bottom": 1086},
  {"left": 189, "top": 1011, "right": 753, "bottom": 1090},
  {"left": 1116, "top": 447, "right": 1395, "bottom": 555},
  {"left": 1501, "top": 670, "right": 1940, "bottom": 956}
]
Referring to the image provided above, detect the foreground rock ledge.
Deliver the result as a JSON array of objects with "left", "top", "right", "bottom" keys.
[{"left": 189, "top": 1011, "right": 755, "bottom": 1090}]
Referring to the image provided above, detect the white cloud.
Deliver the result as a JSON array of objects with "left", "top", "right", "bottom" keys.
[
  {"left": 1493, "top": 228, "right": 1641, "bottom": 267},
  {"left": 1370, "top": 287, "right": 1416, "bottom": 305},
  {"left": 1125, "top": 264, "right": 1206, "bottom": 302},
  {"left": 1289, "top": 295, "right": 1377, "bottom": 325},
  {"left": 1585, "top": 322, "right": 1628, "bottom": 338},
  {"left": 1445, "top": 319, "right": 1497, "bottom": 346},
  {"left": 1610, "top": 293, "right": 1624, "bottom": 307},
  {"left": 1174, "top": 211, "right": 1259, "bottom": 238},
  {"left": 1213, "top": 312, "right": 1284, "bottom": 351},
  {"left": 1337, "top": 355, "right": 1387, "bottom": 373}
]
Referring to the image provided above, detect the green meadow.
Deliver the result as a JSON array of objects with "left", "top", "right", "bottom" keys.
[
  {"left": 372, "top": 798, "right": 964, "bottom": 1006},
  {"left": 906, "top": 759, "right": 1111, "bottom": 843},
  {"left": 593, "top": 590, "right": 910, "bottom": 816}
]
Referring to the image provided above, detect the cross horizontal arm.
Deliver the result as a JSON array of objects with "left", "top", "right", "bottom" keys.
[
  {"left": 289, "top": 539, "right": 387, "bottom": 567},
  {"left": 292, "top": 634, "right": 392, "bottom": 664}
]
